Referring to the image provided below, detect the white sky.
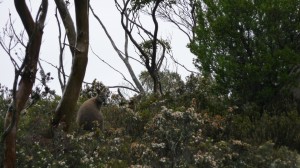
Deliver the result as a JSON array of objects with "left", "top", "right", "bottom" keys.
[{"left": 0, "top": 1, "right": 196, "bottom": 95}]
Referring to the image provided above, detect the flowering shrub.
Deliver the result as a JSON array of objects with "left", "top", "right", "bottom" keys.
[
  {"left": 140, "top": 106, "right": 201, "bottom": 167},
  {"left": 0, "top": 93, "right": 299, "bottom": 167},
  {"left": 135, "top": 106, "right": 299, "bottom": 167},
  {"left": 193, "top": 140, "right": 299, "bottom": 168}
]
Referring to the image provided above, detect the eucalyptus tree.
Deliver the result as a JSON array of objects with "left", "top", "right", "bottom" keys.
[
  {"left": 1, "top": 0, "right": 48, "bottom": 167},
  {"left": 156, "top": 0, "right": 198, "bottom": 43},
  {"left": 190, "top": 0, "right": 300, "bottom": 111},
  {"left": 51, "top": 0, "right": 90, "bottom": 131},
  {"left": 115, "top": 0, "right": 170, "bottom": 95},
  {"left": 1, "top": 0, "right": 90, "bottom": 165},
  {"left": 139, "top": 70, "right": 184, "bottom": 94}
]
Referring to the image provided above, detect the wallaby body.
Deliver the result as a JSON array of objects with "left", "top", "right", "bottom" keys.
[{"left": 76, "top": 94, "right": 107, "bottom": 131}]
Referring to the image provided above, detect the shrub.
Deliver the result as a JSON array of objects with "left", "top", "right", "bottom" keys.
[
  {"left": 1, "top": 87, "right": 299, "bottom": 167},
  {"left": 225, "top": 107, "right": 300, "bottom": 151}
]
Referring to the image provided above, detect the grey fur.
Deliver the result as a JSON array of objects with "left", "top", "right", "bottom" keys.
[{"left": 76, "top": 91, "right": 108, "bottom": 131}]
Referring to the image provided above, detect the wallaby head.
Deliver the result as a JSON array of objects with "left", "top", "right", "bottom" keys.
[{"left": 95, "top": 86, "right": 109, "bottom": 106}]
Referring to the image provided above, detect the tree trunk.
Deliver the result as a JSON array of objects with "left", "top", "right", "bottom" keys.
[
  {"left": 51, "top": 0, "right": 89, "bottom": 131},
  {"left": 148, "top": 68, "right": 162, "bottom": 95},
  {"left": 3, "top": 0, "right": 48, "bottom": 167},
  {"left": 123, "top": 58, "right": 145, "bottom": 93}
]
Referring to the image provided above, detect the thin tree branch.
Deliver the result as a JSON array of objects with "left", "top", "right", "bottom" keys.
[
  {"left": 54, "top": 0, "right": 76, "bottom": 56},
  {"left": 90, "top": 4, "right": 144, "bottom": 93},
  {"left": 55, "top": 7, "right": 67, "bottom": 92},
  {"left": 90, "top": 45, "right": 139, "bottom": 93},
  {"left": 108, "top": 85, "right": 139, "bottom": 93}
]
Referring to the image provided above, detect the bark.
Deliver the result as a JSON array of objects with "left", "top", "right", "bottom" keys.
[
  {"left": 51, "top": 0, "right": 89, "bottom": 131},
  {"left": 3, "top": 0, "right": 48, "bottom": 167},
  {"left": 149, "top": 0, "right": 161, "bottom": 94},
  {"left": 54, "top": 0, "right": 76, "bottom": 56}
]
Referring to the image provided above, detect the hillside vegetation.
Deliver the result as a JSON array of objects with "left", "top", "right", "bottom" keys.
[{"left": 1, "top": 78, "right": 300, "bottom": 167}]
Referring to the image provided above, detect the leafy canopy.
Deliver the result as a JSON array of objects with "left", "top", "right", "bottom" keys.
[{"left": 190, "top": 0, "right": 300, "bottom": 107}]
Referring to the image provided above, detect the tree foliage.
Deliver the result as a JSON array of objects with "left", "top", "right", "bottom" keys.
[
  {"left": 190, "top": 0, "right": 300, "bottom": 108},
  {"left": 139, "top": 70, "right": 184, "bottom": 94},
  {"left": 156, "top": 0, "right": 198, "bottom": 42},
  {"left": 2, "top": 1, "right": 300, "bottom": 166},
  {"left": 116, "top": 0, "right": 170, "bottom": 95}
]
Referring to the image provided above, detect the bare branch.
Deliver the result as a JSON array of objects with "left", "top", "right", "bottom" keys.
[
  {"left": 89, "top": 5, "right": 126, "bottom": 60},
  {"left": 54, "top": 0, "right": 76, "bottom": 56},
  {"left": 36, "top": 0, "right": 48, "bottom": 28},
  {"left": 108, "top": 85, "right": 140, "bottom": 93},
  {"left": 90, "top": 45, "right": 139, "bottom": 93},
  {"left": 117, "top": 0, "right": 151, "bottom": 67},
  {"left": 169, "top": 50, "right": 198, "bottom": 74},
  {"left": 55, "top": 7, "right": 67, "bottom": 92},
  {"left": 115, "top": 0, "right": 165, "bottom": 94},
  {"left": 156, "top": 0, "right": 197, "bottom": 42},
  {"left": 90, "top": 4, "right": 145, "bottom": 93},
  {"left": 9, "top": 14, "right": 26, "bottom": 48}
]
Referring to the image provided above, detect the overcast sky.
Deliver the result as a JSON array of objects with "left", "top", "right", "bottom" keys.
[{"left": 0, "top": 1, "right": 196, "bottom": 95}]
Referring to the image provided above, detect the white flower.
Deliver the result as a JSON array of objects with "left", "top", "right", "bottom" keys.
[
  {"left": 113, "top": 137, "right": 121, "bottom": 144},
  {"left": 159, "top": 157, "right": 167, "bottom": 163},
  {"left": 66, "top": 133, "right": 74, "bottom": 139},
  {"left": 58, "top": 160, "right": 65, "bottom": 166},
  {"left": 93, "top": 151, "right": 99, "bottom": 158},
  {"left": 80, "top": 156, "right": 89, "bottom": 163},
  {"left": 171, "top": 111, "right": 183, "bottom": 119},
  {"left": 151, "top": 142, "right": 166, "bottom": 149}
]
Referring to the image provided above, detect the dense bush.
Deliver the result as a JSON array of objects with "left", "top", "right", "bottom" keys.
[
  {"left": 0, "top": 84, "right": 11, "bottom": 166},
  {"left": 6, "top": 96, "right": 300, "bottom": 167},
  {"left": 225, "top": 108, "right": 300, "bottom": 151},
  {"left": 0, "top": 82, "right": 300, "bottom": 167}
]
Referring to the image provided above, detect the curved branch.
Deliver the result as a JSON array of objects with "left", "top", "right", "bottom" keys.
[
  {"left": 90, "top": 45, "right": 139, "bottom": 92},
  {"left": 118, "top": 0, "right": 151, "bottom": 69},
  {"left": 169, "top": 51, "right": 198, "bottom": 74},
  {"left": 55, "top": 8, "right": 67, "bottom": 92},
  {"left": 14, "top": 0, "right": 34, "bottom": 36},
  {"left": 151, "top": 0, "right": 161, "bottom": 70},
  {"left": 108, "top": 85, "right": 140, "bottom": 93},
  {"left": 90, "top": 3, "right": 144, "bottom": 93},
  {"left": 90, "top": 5, "right": 125, "bottom": 60},
  {"left": 157, "top": 40, "right": 166, "bottom": 70},
  {"left": 54, "top": 0, "right": 76, "bottom": 56}
]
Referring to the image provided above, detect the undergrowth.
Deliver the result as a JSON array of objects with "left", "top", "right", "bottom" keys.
[
  {"left": 0, "top": 95, "right": 298, "bottom": 167},
  {"left": 0, "top": 82, "right": 300, "bottom": 167}
]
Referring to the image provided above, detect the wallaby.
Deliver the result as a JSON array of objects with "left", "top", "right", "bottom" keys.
[{"left": 76, "top": 87, "right": 109, "bottom": 131}]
